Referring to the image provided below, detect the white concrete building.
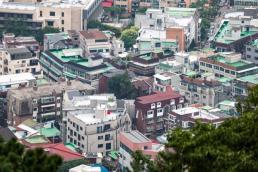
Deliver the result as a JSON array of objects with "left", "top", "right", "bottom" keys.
[
  {"left": 69, "top": 165, "right": 101, "bottom": 172},
  {"left": 135, "top": 8, "right": 200, "bottom": 50},
  {"left": 0, "top": 47, "right": 42, "bottom": 78},
  {"left": 65, "top": 94, "right": 131, "bottom": 155},
  {"left": 0, "top": 73, "right": 36, "bottom": 92}
]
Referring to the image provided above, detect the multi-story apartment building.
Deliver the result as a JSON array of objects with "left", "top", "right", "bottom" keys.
[
  {"left": 0, "top": 73, "right": 36, "bottom": 127},
  {"left": 136, "top": 28, "right": 178, "bottom": 54},
  {"left": 212, "top": 16, "right": 258, "bottom": 52},
  {"left": 135, "top": 8, "right": 200, "bottom": 50},
  {"left": 0, "top": 47, "right": 42, "bottom": 77},
  {"left": 40, "top": 48, "right": 114, "bottom": 88},
  {"left": 44, "top": 32, "right": 75, "bottom": 51},
  {"left": 155, "top": 58, "right": 183, "bottom": 74},
  {"left": 0, "top": 33, "right": 42, "bottom": 77},
  {"left": 2, "top": 33, "right": 39, "bottom": 49},
  {"left": 0, "top": 0, "right": 103, "bottom": 32},
  {"left": 129, "top": 52, "right": 168, "bottom": 76},
  {"left": 167, "top": 107, "right": 231, "bottom": 130},
  {"left": 245, "top": 39, "right": 258, "bottom": 65},
  {"left": 6, "top": 80, "right": 95, "bottom": 126},
  {"left": 232, "top": 73, "right": 258, "bottom": 98},
  {"left": 199, "top": 53, "right": 258, "bottom": 79},
  {"left": 119, "top": 130, "right": 164, "bottom": 171},
  {"left": 135, "top": 87, "right": 187, "bottom": 138},
  {"left": 65, "top": 94, "right": 131, "bottom": 154},
  {"left": 234, "top": 0, "right": 258, "bottom": 8},
  {"left": 113, "top": 0, "right": 132, "bottom": 13},
  {"left": 79, "top": 29, "right": 112, "bottom": 56},
  {"left": 153, "top": 72, "right": 181, "bottom": 92},
  {"left": 179, "top": 76, "right": 229, "bottom": 107}
]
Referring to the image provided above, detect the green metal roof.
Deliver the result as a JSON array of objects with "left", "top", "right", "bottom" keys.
[
  {"left": 25, "top": 135, "right": 49, "bottom": 144},
  {"left": 108, "top": 151, "right": 120, "bottom": 160},
  {"left": 237, "top": 74, "right": 258, "bottom": 84},
  {"left": 39, "top": 127, "right": 61, "bottom": 138},
  {"left": 49, "top": 48, "right": 89, "bottom": 67},
  {"left": 65, "top": 143, "right": 79, "bottom": 152},
  {"left": 214, "top": 20, "right": 258, "bottom": 44},
  {"left": 186, "top": 71, "right": 197, "bottom": 77},
  {"left": 209, "top": 55, "right": 249, "bottom": 67},
  {"left": 218, "top": 77, "right": 233, "bottom": 83},
  {"left": 36, "top": 78, "right": 49, "bottom": 86}
]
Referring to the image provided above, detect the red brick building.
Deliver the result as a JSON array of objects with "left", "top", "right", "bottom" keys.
[{"left": 134, "top": 87, "right": 187, "bottom": 138}]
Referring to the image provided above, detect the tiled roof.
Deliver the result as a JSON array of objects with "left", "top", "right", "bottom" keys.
[
  {"left": 27, "top": 143, "right": 83, "bottom": 161},
  {"left": 136, "top": 86, "right": 181, "bottom": 104},
  {"left": 181, "top": 76, "right": 220, "bottom": 87},
  {"left": 79, "top": 30, "right": 108, "bottom": 40}
]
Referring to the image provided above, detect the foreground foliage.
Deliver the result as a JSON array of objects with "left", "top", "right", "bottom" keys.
[
  {"left": 131, "top": 85, "right": 258, "bottom": 172},
  {"left": 0, "top": 138, "right": 62, "bottom": 172}
]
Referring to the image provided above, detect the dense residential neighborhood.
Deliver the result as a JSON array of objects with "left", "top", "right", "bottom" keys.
[{"left": 0, "top": 0, "right": 258, "bottom": 171}]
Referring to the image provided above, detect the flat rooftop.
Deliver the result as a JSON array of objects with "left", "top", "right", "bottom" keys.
[
  {"left": 250, "top": 39, "right": 258, "bottom": 48},
  {"left": 164, "top": 7, "right": 197, "bottom": 17},
  {"left": 237, "top": 74, "right": 258, "bottom": 84},
  {"left": 0, "top": 73, "right": 35, "bottom": 86},
  {"left": 213, "top": 20, "right": 258, "bottom": 44},
  {"left": 122, "top": 130, "right": 150, "bottom": 143},
  {"left": 8, "top": 80, "right": 95, "bottom": 99},
  {"left": 208, "top": 55, "right": 250, "bottom": 67}
]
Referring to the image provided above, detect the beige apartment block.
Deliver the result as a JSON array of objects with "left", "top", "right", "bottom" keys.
[{"left": 0, "top": 0, "right": 103, "bottom": 31}]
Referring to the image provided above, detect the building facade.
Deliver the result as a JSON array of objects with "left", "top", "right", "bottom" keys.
[
  {"left": 199, "top": 53, "right": 258, "bottom": 79},
  {"left": 245, "top": 39, "right": 258, "bottom": 65},
  {"left": 6, "top": 80, "right": 95, "bottom": 126},
  {"left": 0, "top": 0, "right": 103, "bottom": 32},
  {"left": 39, "top": 48, "right": 114, "bottom": 88},
  {"left": 119, "top": 130, "right": 164, "bottom": 171},
  {"left": 179, "top": 76, "right": 228, "bottom": 107},
  {"left": 167, "top": 107, "right": 231, "bottom": 130},
  {"left": 65, "top": 94, "right": 131, "bottom": 154},
  {"left": 135, "top": 87, "right": 187, "bottom": 138}
]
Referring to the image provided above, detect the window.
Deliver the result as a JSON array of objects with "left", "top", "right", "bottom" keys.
[
  {"left": 105, "top": 134, "right": 111, "bottom": 141},
  {"left": 61, "top": 27, "right": 64, "bottom": 32},
  {"left": 82, "top": 136, "right": 84, "bottom": 140},
  {"left": 247, "top": 48, "right": 251, "bottom": 51},
  {"left": 255, "top": 49, "right": 258, "bottom": 53},
  {"left": 33, "top": 108, "right": 37, "bottom": 111},
  {"left": 74, "top": 131, "right": 77, "bottom": 136},
  {"left": 231, "top": 71, "right": 235, "bottom": 75},
  {"left": 97, "top": 126, "right": 102, "bottom": 133},
  {"left": 170, "top": 99, "right": 175, "bottom": 105},
  {"left": 147, "top": 110, "right": 154, "bottom": 118},
  {"left": 151, "top": 103, "right": 155, "bottom": 109},
  {"left": 255, "top": 57, "right": 258, "bottom": 60},
  {"left": 98, "top": 136, "right": 103, "bottom": 140},
  {"left": 220, "top": 67, "right": 224, "bottom": 71},
  {"left": 50, "top": 11, "right": 55, "bottom": 16},
  {"left": 61, "top": 20, "right": 64, "bottom": 24},
  {"left": 103, "top": 124, "right": 110, "bottom": 131},
  {"left": 157, "top": 102, "right": 161, "bottom": 108},
  {"left": 225, "top": 69, "right": 230, "bottom": 73},
  {"left": 157, "top": 108, "right": 163, "bottom": 117},
  {"left": 155, "top": 42, "right": 161, "bottom": 47},
  {"left": 40, "top": 11, "right": 42, "bottom": 17},
  {"left": 200, "top": 62, "right": 205, "bottom": 66},
  {"left": 179, "top": 97, "right": 184, "bottom": 103},
  {"left": 61, "top": 12, "right": 64, "bottom": 17},
  {"left": 246, "top": 55, "right": 251, "bottom": 58},
  {"left": 98, "top": 144, "right": 103, "bottom": 148},
  {"left": 78, "top": 134, "right": 81, "bottom": 141},
  {"left": 106, "top": 143, "right": 111, "bottom": 150},
  {"left": 214, "top": 65, "right": 219, "bottom": 70},
  {"left": 80, "top": 126, "right": 83, "bottom": 130},
  {"left": 144, "top": 146, "right": 148, "bottom": 150},
  {"left": 177, "top": 104, "right": 182, "bottom": 109},
  {"left": 47, "top": 21, "right": 54, "bottom": 26}
]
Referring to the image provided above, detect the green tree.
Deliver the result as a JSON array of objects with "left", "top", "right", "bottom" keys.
[
  {"left": 108, "top": 73, "right": 137, "bottom": 99},
  {"left": 131, "top": 85, "right": 258, "bottom": 172},
  {"left": 120, "top": 26, "right": 138, "bottom": 49},
  {"left": 0, "top": 138, "right": 62, "bottom": 172},
  {"left": 35, "top": 26, "right": 60, "bottom": 44}
]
